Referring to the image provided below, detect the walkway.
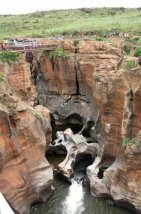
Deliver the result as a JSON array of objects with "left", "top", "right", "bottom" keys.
[{"left": 0, "top": 44, "right": 58, "bottom": 52}]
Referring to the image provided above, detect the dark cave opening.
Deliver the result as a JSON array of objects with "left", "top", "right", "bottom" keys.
[
  {"left": 97, "top": 166, "right": 105, "bottom": 179},
  {"left": 50, "top": 113, "right": 83, "bottom": 140},
  {"left": 46, "top": 143, "right": 67, "bottom": 171},
  {"left": 46, "top": 153, "right": 67, "bottom": 169},
  {"left": 97, "top": 157, "right": 116, "bottom": 179},
  {"left": 72, "top": 153, "right": 94, "bottom": 183},
  {"left": 81, "top": 120, "right": 95, "bottom": 138}
]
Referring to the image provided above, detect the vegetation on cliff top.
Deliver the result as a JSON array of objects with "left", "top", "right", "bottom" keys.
[
  {"left": 0, "top": 8, "right": 141, "bottom": 39},
  {"left": 125, "top": 60, "right": 136, "bottom": 70},
  {"left": 0, "top": 51, "right": 19, "bottom": 63},
  {"left": 48, "top": 48, "right": 68, "bottom": 60},
  {"left": 134, "top": 47, "right": 141, "bottom": 57}
]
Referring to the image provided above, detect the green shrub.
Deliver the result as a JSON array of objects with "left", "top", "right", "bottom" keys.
[
  {"left": 32, "top": 111, "right": 43, "bottom": 120},
  {"left": 132, "top": 37, "right": 139, "bottom": 42},
  {"left": 122, "top": 137, "right": 141, "bottom": 148},
  {"left": 74, "top": 39, "right": 80, "bottom": 46},
  {"left": 0, "top": 51, "right": 19, "bottom": 63},
  {"left": 49, "top": 48, "right": 68, "bottom": 60},
  {"left": 96, "top": 37, "right": 105, "bottom": 41},
  {"left": 61, "top": 31, "right": 68, "bottom": 36},
  {"left": 122, "top": 137, "right": 132, "bottom": 147},
  {"left": 99, "top": 31, "right": 108, "bottom": 38},
  {"left": 125, "top": 60, "right": 136, "bottom": 69},
  {"left": 137, "top": 38, "right": 141, "bottom": 45},
  {"left": 115, "top": 31, "right": 120, "bottom": 36},
  {"left": 124, "top": 45, "right": 131, "bottom": 55},
  {"left": 0, "top": 72, "right": 4, "bottom": 82},
  {"left": 134, "top": 47, "right": 141, "bottom": 57}
]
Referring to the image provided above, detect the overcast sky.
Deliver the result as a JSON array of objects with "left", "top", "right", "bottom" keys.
[{"left": 1, "top": 0, "right": 141, "bottom": 15}]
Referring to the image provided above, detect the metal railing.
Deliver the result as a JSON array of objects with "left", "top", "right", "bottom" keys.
[{"left": 0, "top": 43, "right": 58, "bottom": 52}]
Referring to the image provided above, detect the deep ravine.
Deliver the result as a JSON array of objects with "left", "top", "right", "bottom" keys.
[{"left": 30, "top": 177, "right": 132, "bottom": 214}]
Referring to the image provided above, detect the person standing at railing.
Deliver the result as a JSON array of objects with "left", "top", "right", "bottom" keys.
[
  {"left": 1, "top": 44, "right": 5, "bottom": 51},
  {"left": 33, "top": 40, "right": 37, "bottom": 49}
]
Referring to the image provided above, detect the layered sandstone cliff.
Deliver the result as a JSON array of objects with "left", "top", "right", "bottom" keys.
[
  {"left": 31, "top": 40, "right": 141, "bottom": 213},
  {"left": 0, "top": 39, "right": 141, "bottom": 213},
  {"left": 0, "top": 57, "right": 53, "bottom": 213}
]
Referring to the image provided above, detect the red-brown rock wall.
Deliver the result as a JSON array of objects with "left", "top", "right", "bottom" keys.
[
  {"left": 33, "top": 40, "right": 141, "bottom": 213},
  {"left": 0, "top": 55, "right": 53, "bottom": 213}
]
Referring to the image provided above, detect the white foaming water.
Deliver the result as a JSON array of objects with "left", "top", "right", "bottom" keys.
[{"left": 62, "top": 178, "right": 85, "bottom": 214}]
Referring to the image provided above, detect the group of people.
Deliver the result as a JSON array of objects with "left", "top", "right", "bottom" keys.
[{"left": 0, "top": 40, "right": 39, "bottom": 52}]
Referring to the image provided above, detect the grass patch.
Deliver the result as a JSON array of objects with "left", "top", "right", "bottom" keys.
[
  {"left": 137, "top": 38, "right": 141, "bottom": 45},
  {"left": 134, "top": 47, "right": 141, "bottom": 57},
  {"left": 95, "top": 37, "right": 105, "bottom": 41},
  {"left": 0, "top": 51, "right": 19, "bottom": 63},
  {"left": 122, "top": 137, "right": 132, "bottom": 147},
  {"left": 31, "top": 111, "right": 43, "bottom": 120},
  {"left": 124, "top": 45, "right": 131, "bottom": 55},
  {"left": 125, "top": 60, "right": 136, "bottom": 69},
  {"left": 0, "top": 8, "right": 141, "bottom": 39},
  {"left": 48, "top": 48, "right": 68, "bottom": 60}
]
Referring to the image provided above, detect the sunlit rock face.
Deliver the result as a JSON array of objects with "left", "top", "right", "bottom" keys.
[
  {"left": 0, "top": 57, "right": 53, "bottom": 214},
  {"left": 0, "top": 108, "right": 53, "bottom": 214},
  {"left": 31, "top": 40, "right": 141, "bottom": 213},
  {"left": 33, "top": 41, "right": 98, "bottom": 125},
  {"left": 1, "top": 39, "right": 141, "bottom": 213},
  {"left": 34, "top": 40, "right": 141, "bottom": 143}
]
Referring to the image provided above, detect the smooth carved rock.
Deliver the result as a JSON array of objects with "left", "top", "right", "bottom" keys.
[
  {"left": 33, "top": 40, "right": 129, "bottom": 135},
  {"left": 1, "top": 39, "right": 141, "bottom": 213},
  {"left": 87, "top": 131, "right": 141, "bottom": 213},
  {"left": 79, "top": 119, "right": 98, "bottom": 143},
  {"left": 52, "top": 128, "right": 99, "bottom": 180},
  {"left": 0, "top": 56, "right": 53, "bottom": 214},
  {"left": 87, "top": 156, "right": 109, "bottom": 197},
  {"left": 31, "top": 40, "right": 141, "bottom": 212},
  {"left": 0, "top": 107, "right": 53, "bottom": 214}
]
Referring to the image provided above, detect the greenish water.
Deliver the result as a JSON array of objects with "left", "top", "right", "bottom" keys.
[{"left": 30, "top": 177, "right": 132, "bottom": 214}]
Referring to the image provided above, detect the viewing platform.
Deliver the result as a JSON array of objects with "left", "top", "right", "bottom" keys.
[{"left": 0, "top": 43, "right": 58, "bottom": 53}]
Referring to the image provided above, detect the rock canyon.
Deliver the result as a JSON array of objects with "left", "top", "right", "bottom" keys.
[{"left": 0, "top": 40, "right": 141, "bottom": 213}]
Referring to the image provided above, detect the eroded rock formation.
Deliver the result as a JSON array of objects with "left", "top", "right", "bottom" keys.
[
  {"left": 51, "top": 128, "right": 100, "bottom": 180},
  {"left": 87, "top": 131, "right": 141, "bottom": 213},
  {"left": 1, "top": 39, "right": 141, "bottom": 213},
  {"left": 0, "top": 58, "right": 53, "bottom": 213},
  {"left": 31, "top": 40, "right": 141, "bottom": 213}
]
